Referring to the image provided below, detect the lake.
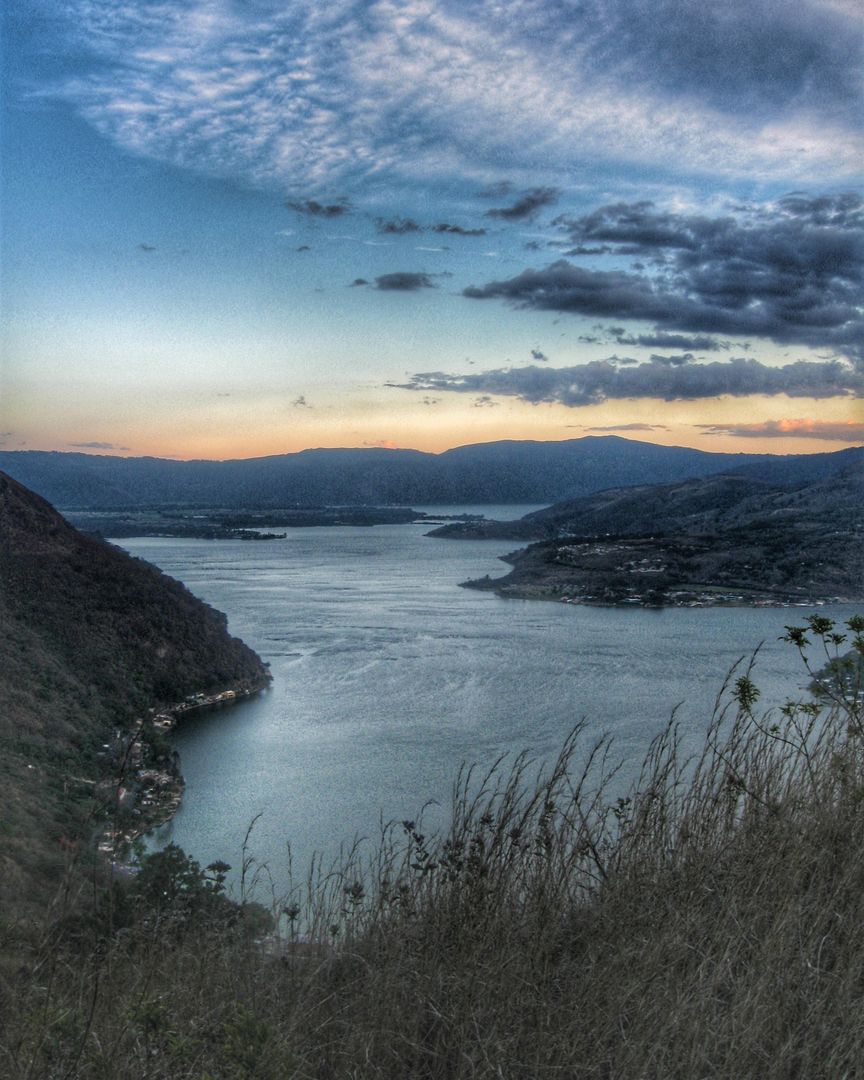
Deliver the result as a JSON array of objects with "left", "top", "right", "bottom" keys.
[{"left": 117, "top": 510, "right": 855, "bottom": 898}]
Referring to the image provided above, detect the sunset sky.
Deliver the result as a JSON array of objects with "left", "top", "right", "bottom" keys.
[{"left": 2, "top": 0, "right": 863, "bottom": 460}]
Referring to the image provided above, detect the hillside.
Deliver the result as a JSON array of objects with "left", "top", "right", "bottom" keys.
[
  {"left": 455, "top": 457, "right": 864, "bottom": 604},
  {"left": 429, "top": 445, "right": 864, "bottom": 540},
  {"left": 0, "top": 437, "right": 775, "bottom": 508},
  {"left": 0, "top": 472, "right": 269, "bottom": 909}
]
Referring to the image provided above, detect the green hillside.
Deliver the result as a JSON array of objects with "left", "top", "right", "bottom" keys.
[{"left": 0, "top": 472, "right": 269, "bottom": 910}]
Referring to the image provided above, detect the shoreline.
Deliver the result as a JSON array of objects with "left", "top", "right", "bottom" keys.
[
  {"left": 96, "top": 677, "right": 271, "bottom": 864},
  {"left": 461, "top": 577, "right": 848, "bottom": 608}
]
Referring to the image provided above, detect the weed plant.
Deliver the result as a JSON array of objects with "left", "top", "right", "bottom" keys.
[{"left": 3, "top": 615, "right": 864, "bottom": 1079}]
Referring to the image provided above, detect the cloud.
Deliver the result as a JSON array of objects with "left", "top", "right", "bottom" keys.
[
  {"left": 68, "top": 441, "right": 131, "bottom": 451},
  {"left": 698, "top": 419, "right": 864, "bottom": 440},
  {"left": 374, "top": 272, "right": 436, "bottom": 291},
  {"left": 363, "top": 439, "right": 399, "bottom": 448},
  {"left": 393, "top": 357, "right": 864, "bottom": 407},
  {"left": 137, "top": 243, "right": 156, "bottom": 252},
  {"left": 612, "top": 332, "right": 727, "bottom": 351},
  {"left": 376, "top": 217, "right": 421, "bottom": 234},
  {"left": 649, "top": 353, "right": 695, "bottom": 366},
  {"left": 565, "top": 245, "right": 615, "bottom": 256},
  {"left": 472, "top": 395, "right": 498, "bottom": 407},
  {"left": 350, "top": 278, "right": 369, "bottom": 286},
  {"left": 296, "top": 245, "right": 312, "bottom": 252},
  {"left": 486, "top": 187, "right": 560, "bottom": 221},
  {"left": 432, "top": 223, "right": 487, "bottom": 236},
  {"left": 577, "top": 423, "right": 670, "bottom": 432},
  {"left": 464, "top": 194, "right": 864, "bottom": 363},
  {"left": 291, "top": 395, "right": 310, "bottom": 408},
  {"left": 479, "top": 181, "right": 514, "bottom": 199},
  {"left": 531, "top": 348, "right": 549, "bottom": 362},
  {"left": 285, "top": 197, "right": 351, "bottom": 217},
  {"left": 47, "top": 0, "right": 863, "bottom": 198}
]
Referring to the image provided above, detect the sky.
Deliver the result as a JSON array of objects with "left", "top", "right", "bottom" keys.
[{"left": 1, "top": 0, "right": 863, "bottom": 461}]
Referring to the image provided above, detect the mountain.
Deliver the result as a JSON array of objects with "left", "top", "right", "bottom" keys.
[
  {"left": 428, "top": 445, "right": 864, "bottom": 540},
  {"left": 456, "top": 458, "right": 864, "bottom": 604},
  {"left": 522, "top": 444, "right": 864, "bottom": 538},
  {"left": 0, "top": 472, "right": 269, "bottom": 909},
  {"left": 0, "top": 437, "right": 780, "bottom": 508}
]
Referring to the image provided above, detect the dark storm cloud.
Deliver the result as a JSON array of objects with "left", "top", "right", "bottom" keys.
[
  {"left": 613, "top": 332, "right": 726, "bottom": 351},
  {"left": 374, "top": 271, "right": 436, "bottom": 291},
  {"left": 775, "top": 192, "right": 864, "bottom": 228},
  {"left": 285, "top": 197, "right": 352, "bottom": 217},
  {"left": 394, "top": 358, "right": 864, "bottom": 407},
  {"left": 376, "top": 217, "right": 422, "bottom": 234},
  {"left": 486, "top": 187, "right": 560, "bottom": 221},
  {"left": 465, "top": 194, "right": 864, "bottom": 362},
  {"left": 432, "top": 223, "right": 487, "bottom": 236}
]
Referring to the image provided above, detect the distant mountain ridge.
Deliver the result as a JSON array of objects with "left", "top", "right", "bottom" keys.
[{"left": 0, "top": 437, "right": 805, "bottom": 508}]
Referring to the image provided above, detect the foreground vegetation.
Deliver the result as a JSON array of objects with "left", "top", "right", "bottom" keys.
[{"left": 2, "top": 615, "right": 863, "bottom": 1078}]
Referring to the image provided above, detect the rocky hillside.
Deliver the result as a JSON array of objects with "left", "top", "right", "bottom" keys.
[
  {"left": 456, "top": 457, "right": 864, "bottom": 605},
  {"left": 0, "top": 472, "right": 269, "bottom": 910},
  {"left": 429, "top": 445, "right": 864, "bottom": 541}
]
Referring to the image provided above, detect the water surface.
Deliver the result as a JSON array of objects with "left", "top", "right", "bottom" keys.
[{"left": 118, "top": 515, "right": 853, "bottom": 895}]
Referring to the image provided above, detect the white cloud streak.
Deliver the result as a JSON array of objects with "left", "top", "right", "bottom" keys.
[{"left": 41, "top": 0, "right": 864, "bottom": 192}]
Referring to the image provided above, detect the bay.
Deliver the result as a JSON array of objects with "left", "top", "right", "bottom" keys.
[{"left": 117, "top": 512, "right": 856, "bottom": 898}]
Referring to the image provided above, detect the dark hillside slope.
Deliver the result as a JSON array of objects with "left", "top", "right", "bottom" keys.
[
  {"left": 524, "top": 451, "right": 864, "bottom": 537},
  {"left": 429, "top": 446, "right": 863, "bottom": 541},
  {"left": 728, "top": 444, "right": 864, "bottom": 487},
  {"left": 0, "top": 472, "right": 268, "bottom": 909},
  {"left": 459, "top": 463, "right": 864, "bottom": 603}
]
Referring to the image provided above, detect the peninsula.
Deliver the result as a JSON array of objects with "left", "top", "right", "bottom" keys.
[{"left": 440, "top": 448, "right": 864, "bottom": 607}]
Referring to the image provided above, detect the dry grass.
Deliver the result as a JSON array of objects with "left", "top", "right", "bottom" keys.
[{"left": 3, "top": 616, "right": 864, "bottom": 1079}]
